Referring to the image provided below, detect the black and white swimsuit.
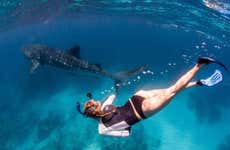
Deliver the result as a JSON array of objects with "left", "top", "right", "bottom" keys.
[{"left": 98, "top": 94, "right": 146, "bottom": 137}]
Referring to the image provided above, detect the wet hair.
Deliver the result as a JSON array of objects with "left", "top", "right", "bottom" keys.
[{"left": 84, "top": 100, "right": 117, "bottom": 118}]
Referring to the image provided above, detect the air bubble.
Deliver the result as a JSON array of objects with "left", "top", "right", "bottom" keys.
[
  {"left": 182, "top": 54, "right": 187, "bottom": 57},
  {"left": 202, "top": 42, "right": 206, "bottom": 45},
  {"left": 116, "top": 84, "right": 120, "bottom": 87}
]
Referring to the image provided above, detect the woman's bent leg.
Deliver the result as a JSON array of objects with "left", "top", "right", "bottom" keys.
[{"left": 141, "top": 64, "right": 204, "bottom": 117}]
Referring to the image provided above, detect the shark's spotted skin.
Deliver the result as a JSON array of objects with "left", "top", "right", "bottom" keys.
[
  {"left": 22, "top": 44, "right": 146, "bottom": 91},
  {"left": 23, "top": 44, "right": 105, "bottom": 75}
]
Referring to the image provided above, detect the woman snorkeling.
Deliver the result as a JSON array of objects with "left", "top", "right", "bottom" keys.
[{"left": 76, "top": 57, "right": 227, "bottom": 137}]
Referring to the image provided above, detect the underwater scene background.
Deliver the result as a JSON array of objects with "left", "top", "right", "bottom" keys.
[{"left": 1, "top": 0, "right": 230, "bottom": 150}]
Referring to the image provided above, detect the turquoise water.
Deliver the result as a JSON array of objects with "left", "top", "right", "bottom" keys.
[{"left": 0, "top": 0, "right": 230, "bottom": 150}]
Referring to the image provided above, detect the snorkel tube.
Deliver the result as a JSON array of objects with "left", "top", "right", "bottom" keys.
[
  {"left": 76, "top": 102, "right": 85, "bottom": 115},
  {"left": 86, "top": 92, "right": 93, "bottom": 99}
]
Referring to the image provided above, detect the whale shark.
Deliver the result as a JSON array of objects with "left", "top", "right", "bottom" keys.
[{"left": 22, "top": 44, "right": 146, "bottom": 89}]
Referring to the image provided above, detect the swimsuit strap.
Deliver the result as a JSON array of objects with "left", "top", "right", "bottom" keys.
[{"left": 129, "top": 99, "right": 143, "bottom": 120}]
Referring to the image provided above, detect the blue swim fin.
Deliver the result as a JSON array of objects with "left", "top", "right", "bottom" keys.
[{"left": 200, "top": 70, "right": 223, "bottom": 87}]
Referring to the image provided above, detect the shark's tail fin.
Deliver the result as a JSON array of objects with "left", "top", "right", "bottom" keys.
[{"left": 113, "top": 65, "right": 147, "bottom": 93}]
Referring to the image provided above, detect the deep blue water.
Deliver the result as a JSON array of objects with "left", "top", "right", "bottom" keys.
[{"left": 0, "top": 0, "right": 230, "bottom": 150}]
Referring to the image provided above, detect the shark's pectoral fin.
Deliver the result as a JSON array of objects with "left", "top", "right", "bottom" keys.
[
  {"left": 67, "top": 45, "right": 81, "bottom": 59},
  {"left": 95, "top": 64, "right": 102, "bottom": 70},
  {"left": 30, "top": 60, "right": 40, "bottom": 74}
]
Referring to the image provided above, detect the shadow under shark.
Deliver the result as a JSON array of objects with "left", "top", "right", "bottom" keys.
[{"left": 22, "top": 44, "right": 146, "bottom": 91}]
